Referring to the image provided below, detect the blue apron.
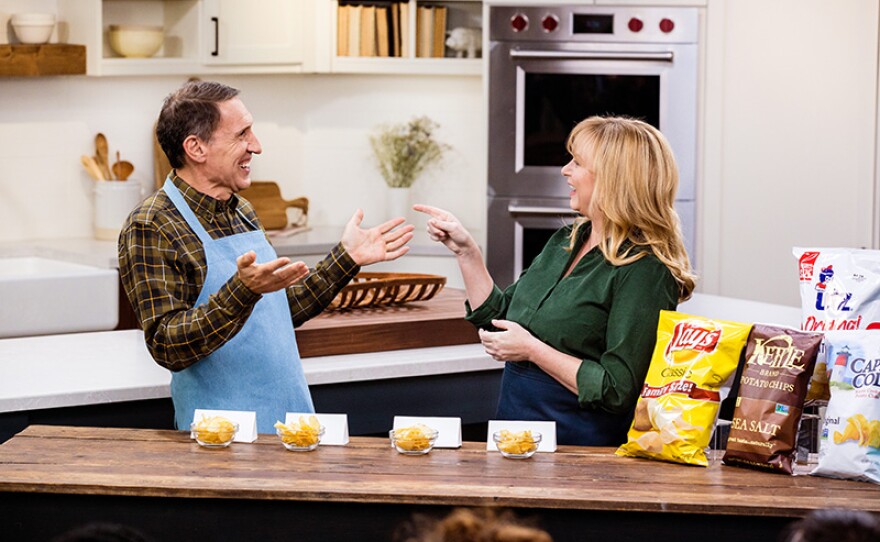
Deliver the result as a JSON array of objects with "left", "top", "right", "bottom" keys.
[
  {"left": 164, "top": 179, "right": 313, "bottom": 434},
  {"left": 495, "top": 361, "right": 633, "bottom": 446}
]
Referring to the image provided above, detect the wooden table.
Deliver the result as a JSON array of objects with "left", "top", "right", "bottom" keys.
[{"left": 0, "top": 425, "right": 877, "bottom": 541}]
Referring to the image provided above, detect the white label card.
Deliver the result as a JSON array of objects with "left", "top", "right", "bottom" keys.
[
  {"left": 393, "top": 416, "right": 462, "bottom": 448},
  {"left": 486, "top": 420, "right": 557, "bottom": 452},
  {"left": 284, "top": 412, "right": 349, "bottom": 446},
  {"left": 192, "top": 409, "right": 257, "bottom": 443}
]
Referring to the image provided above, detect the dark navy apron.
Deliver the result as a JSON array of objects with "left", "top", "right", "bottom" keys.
[
  {"left": 164, "top": 178, "right": 313, "bottom": 434},
  {"left": 495, "top": 361, "right": 633, "bottom": 446}
]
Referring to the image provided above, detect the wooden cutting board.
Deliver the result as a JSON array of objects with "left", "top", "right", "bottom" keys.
[
  {"left": 296, "top": 288, "right": 479, "bottom": 357},
  {"left": 153, "top": 126, "right": 171, "bottom": 189},
  {"left": 238, "top": 181, "right": 309, "bottom": 230}
]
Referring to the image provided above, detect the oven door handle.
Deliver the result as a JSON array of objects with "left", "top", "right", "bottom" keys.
[
  {"left": 509, "top": 50, "right": 674, "bottom": 62},
  {"left": 508, "top": 204, "right": 580, "bottom": 216}
]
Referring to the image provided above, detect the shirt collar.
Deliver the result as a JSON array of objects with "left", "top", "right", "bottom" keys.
[{"left": 171, "top": 172, "right": 240, "bottom": 223}]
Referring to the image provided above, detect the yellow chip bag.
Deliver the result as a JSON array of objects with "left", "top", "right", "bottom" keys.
[{"left": 616, "top": 310, "right": 752, "bottom": 466}]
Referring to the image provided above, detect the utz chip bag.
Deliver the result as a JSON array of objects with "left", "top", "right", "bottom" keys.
[
  {"left": 722, "top": 324, "right": 822, "bottom": 474},
  {"left": 616, "top": 310, "right": 751, "bottom": 467},
  {"left": 794, "top": 248, "right": 880, "bottom": 402},
  {"left": 811, "top": 330, "right": 880, "bottom": 484}
]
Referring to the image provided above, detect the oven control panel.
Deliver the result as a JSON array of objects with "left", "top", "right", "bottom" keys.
[{"left": 490, "top": 6, "right": 698, "bottom": 44}]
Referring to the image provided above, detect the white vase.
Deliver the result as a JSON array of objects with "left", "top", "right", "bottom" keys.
[{"left": 386, "top": 187, "right": 411, "bottom": 220}]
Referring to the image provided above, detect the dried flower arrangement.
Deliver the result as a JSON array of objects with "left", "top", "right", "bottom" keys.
[{"left": 370, "top": 116, "right": 450, "bottom": 188}]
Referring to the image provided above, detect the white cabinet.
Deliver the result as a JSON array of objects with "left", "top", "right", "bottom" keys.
[
  {"left": 327, "top": 0, "right": 482, "bottom": 75},
  {"left": 700, "top": 0, "right": 879, "bottom": 306},
  {"left": 202, "top": 0, "right": 303, "bottom": 66},
  {"left": 54, "top": 0, "right": 306, "bottom": 76}
]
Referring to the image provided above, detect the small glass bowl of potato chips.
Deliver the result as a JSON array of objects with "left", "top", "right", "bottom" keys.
[
  {"left": 493, "top": 430, "right": 541, "bottom": 459},
  {"left": 389, "top": 424, "right": 439, "bottom": 455},
  {"left": 275, "top": 416, "right": 325, "bottom": 452},
  {"left": 190, "top": 416, "right": 238, "bottom": 448}
]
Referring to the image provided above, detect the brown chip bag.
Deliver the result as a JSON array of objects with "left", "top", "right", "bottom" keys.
[
  {"left": 722, "top": 324, "right": 822, "bottom": 474},
  {"left": 616, "top": 310, "right": 751, "bottom": 467}
]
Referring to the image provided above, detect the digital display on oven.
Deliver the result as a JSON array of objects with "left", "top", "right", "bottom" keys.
[{"left": 572, "top": 14, "right": 614, "bottom": 34}]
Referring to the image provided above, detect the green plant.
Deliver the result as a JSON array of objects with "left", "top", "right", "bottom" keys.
[{"left": 370, "top": 116, "right": 450, "bottom": 188}]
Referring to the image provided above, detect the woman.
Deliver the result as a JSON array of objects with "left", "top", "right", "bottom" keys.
[{"left": 414, "top": 116, "right": 696, "bottom": 446}]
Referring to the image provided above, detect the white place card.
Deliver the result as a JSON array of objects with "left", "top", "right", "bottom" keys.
[
  {"left": 393, "top": 415, "right": 462, "bottom": 448},
  {"left": 192, "top": 409, "right": 257, "bottom": 443},
  {"left": 486, "top": 420, "right": 557, "bottom": 452},
  {"left": 284, "top": 412, "right": 349, "bottom": 446}
]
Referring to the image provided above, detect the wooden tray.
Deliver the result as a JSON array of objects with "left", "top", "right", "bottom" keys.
[{"left": 326, "top": 272, "right": 446, "bottom": 311}]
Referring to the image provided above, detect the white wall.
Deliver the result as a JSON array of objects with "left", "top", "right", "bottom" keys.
[
  {"left": 0, "top": 74, "right": 484, "bottom": 242},
  {"left": 701, "top": 0, "right": 879, "bottom": 307}
]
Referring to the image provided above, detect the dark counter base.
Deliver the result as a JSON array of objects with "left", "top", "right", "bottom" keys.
[
  {"left": 0, "top": 370, "right": 502, "bottom": 444},
  {"left": 0, "top": 491, "right": 795, "bottom": 542}
]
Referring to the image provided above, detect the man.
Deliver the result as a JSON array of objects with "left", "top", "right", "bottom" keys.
[{"left": 119, "top": 80, "right": 413, "bottom": 433}]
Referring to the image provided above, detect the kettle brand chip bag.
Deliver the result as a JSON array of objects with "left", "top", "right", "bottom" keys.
[
  {"left": 794, "top": 248, "right": 880, "bottom": 402},
  {"left": 722, "top": 324, "right": 822, "bottom": 474},
  {"left": 811, "top": 330, "right": 880, "bottom": 485},
  {"left": 616, "top": 310, "right": 751, "bottom": 467}
]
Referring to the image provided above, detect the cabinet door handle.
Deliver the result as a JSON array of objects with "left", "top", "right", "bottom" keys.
[{"left": 211, "top": 16, "right": 219, "bottom": 56}]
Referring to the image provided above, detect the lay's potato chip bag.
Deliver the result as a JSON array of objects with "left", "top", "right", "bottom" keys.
[
  {"left": 616, "top": 310, "right": 751, "bottom": 467},
  {"left": 811, "top": 330, "right": 880, "bottom": 484}
]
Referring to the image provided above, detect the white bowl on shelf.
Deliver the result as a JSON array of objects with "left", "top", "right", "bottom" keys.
[
  {"left": 11, "top": 13, "right": 56, "bottom": 45},
  {"left": 108, "top": 25, "right": 164, "bottom": 58}
]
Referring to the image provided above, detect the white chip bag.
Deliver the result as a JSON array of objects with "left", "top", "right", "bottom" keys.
[
  {"left": 811, "top": 330, "right": 880, "bottom": 485},
  {"left": 794, "top": 247, "right": 880, "bottom": 401}
]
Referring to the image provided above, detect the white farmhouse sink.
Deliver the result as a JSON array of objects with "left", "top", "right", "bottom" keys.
[{"left": 0, "top": 257, "right": 119, "bottom": 338}]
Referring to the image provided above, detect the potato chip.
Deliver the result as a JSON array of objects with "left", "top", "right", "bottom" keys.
[
  {"left": 616, "top": 310, "right": 751, "bottom": 466},
  {"left": 811, "top": 330, "right": 880, "bottom": 485},
  {"left": 391, "top": 424, "right": 436, "bottom": 452},
  {"left": 495, "top": 430, "right": 539, "bottom": 455},
  {"left": 192, "top": 415, "right": 236, "bottom": 444},
  {"left": 274, "top": 415, "right": 322, "bottom": 448}
]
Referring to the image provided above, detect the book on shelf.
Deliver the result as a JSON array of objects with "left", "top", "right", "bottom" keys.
[
  {"left": 337, "top": 1, "right": 414, "bottom": 59},
  {"left": 376, "top": 6, "right": 390, "bottom": 57},
  {"left": 360, "top": 5, "right": 377, "bottom": 57},
  {"left": 432, "top": 5, "right": 447, "bottom": 58},
  {"left": 416, "top": 6, "right": 432, "bottom": 58},
  {"left": 337, "top": 4, "right": 350, "bottom": 56},
  {"left": 400, "top": 1, "right": 409, "bottom": 57},
  {"left": 347, "top": 4, "right": 362, "bottom": 56},
  {"left": 390, "top": 2, "right": 400, "bottom": 57}
]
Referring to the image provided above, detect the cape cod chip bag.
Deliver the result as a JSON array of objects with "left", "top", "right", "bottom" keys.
[
  {"left": 722, "top": 324, "right": 822, "bottom": 474},
  {"left": 616, "top": 310, "right": 751, "bottom": 467},
  {"left": 811, "top": 330, "right": 880, "bottom": 485},
  {"left": 794, "top": 248, "right": 880, "bottom": 402}
]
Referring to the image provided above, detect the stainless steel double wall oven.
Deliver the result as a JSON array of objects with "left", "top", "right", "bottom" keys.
[{"left": 487, "top": 5, "right": 699, "bottom": 287}]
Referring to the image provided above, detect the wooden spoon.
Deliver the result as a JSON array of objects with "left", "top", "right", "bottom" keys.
[
  {"left": 94, "top": 133, "right": 113, "bottom": 181},
  {"left": 112, "top": 150, "right": 135, "bottom": 181},
  {"left": 80, "top": 154, "right": 105, "bottom": 181}
]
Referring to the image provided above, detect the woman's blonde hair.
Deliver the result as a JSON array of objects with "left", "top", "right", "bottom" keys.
[{"left": 566, "top": 116, "right": 696, "bottom": 301}]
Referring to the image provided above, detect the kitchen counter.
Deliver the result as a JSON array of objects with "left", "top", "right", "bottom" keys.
[
  {"left": 0, "top": 425, "right": 876, "bottom": 541},
  {"left": 0, "top": 329, "right": 496, "bottom": 415}
]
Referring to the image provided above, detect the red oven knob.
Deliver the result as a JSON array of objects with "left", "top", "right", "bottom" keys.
[
  {"left": 541, "top": 14, "right": 559, "bottom": 33},
  {"left": 510, "top": 13, "right": 529, "bottom": 32},
  {"left": 659, "top": 18, "right": 675, "bottom": 33},
  {"left": 628, "top": 17, "right": 643, "bottom": 32}
]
